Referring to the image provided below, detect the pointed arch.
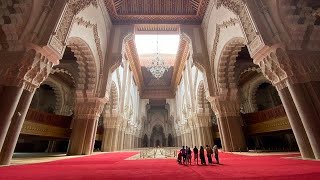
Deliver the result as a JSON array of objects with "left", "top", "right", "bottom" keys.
[
  {"left": 42, "top": 80, "right": 63, "bottom": 115},
  {"left": 67, "top": 37, "right": 98, "bottom": 99},
  {"left": 217, "top": 37, "right": 245, "bottom": 95},
  {"left": 196, "top": 80, "right": 211, "bottom": 114}
]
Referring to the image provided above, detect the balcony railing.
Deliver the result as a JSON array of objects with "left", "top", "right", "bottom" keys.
[
  {"left": 25, "top": 109, "right": 72, "bottom": 128},
  {"left": 242, "top": 105, "right": 287, "bottom": 125}
]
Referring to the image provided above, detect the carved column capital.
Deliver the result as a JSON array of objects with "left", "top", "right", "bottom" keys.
[
  {"left": 254, "top": 46, "right": 320, "bottom": 90},
  {"left": 195, "top": 115, "right": 212, "bottom": 128},
  {"left": 0, "top": 49, "right": 54, "bottom": 92},
  {"left": 208, "top": 96, "right": 240, "bottom": 118},
  {"left": 74, "top": 97, "right": 106, "bottom": 120}
]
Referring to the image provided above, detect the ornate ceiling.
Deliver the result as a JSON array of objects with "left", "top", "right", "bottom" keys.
[
  {"left": 125, "top": 32, "right": 189, "bottom": 100},
  {"left": 104, "top": 0, "right": 210, "bottom": 24}
]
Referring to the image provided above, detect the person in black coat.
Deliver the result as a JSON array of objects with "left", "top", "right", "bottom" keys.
[{"left": 199, "top": 146, "right": 206, "bottom": 165}]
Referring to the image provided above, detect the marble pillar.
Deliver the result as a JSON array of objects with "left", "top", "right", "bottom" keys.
[
  {"left": 102, "top": 128, "right": 114, "bottom": 152},
  {"left": 0, "top": 90, "right": 34, "bottom": 165},
  {"left": 288, "top": 82, "right": 320, "bottom": 159},
  {"left": 67, "top": 99, "right": 104, "bottom": 155},
  {"left": 278, "top": 87, "right": 314, "bottom": 159},
  {"left": 220, "top": 116, "right": 246, "bottom": 151},
  {"left": 0, "top": 86, "right": 24, "bottom": 152}
]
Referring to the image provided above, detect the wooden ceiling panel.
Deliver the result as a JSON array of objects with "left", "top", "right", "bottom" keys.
[{"left": 104, "top": 0, "right": 209, "bottom": 24}]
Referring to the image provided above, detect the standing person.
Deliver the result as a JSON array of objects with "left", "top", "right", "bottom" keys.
[
  {"left": 200, "top": 146, "right": 206, "bottom": 165},
  {"left": 193, "top": 146, "right": 199, "bottom": 165},
  {"left": 213, "top": 145, "right": 219, "bottom": 164},
  {"left": 206, "top": 145, "right": 213, "bottom": 165},
  {"left": 180, "top": 146, "right": 186, "bottom": 165},
  {"left": 186, "top": 147, "right": 192, "bottom": 165}
]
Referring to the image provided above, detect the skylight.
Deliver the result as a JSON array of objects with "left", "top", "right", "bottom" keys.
[{"left": 135, "top": 34, "right": 180, "bottom": 55}]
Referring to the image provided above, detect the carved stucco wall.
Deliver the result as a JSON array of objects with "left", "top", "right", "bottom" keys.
[
  {"left": 239, "top": 73, "right": 270, "bottom": 113},
  {"left": 202, "top": 1, "right": 239, "bottom": 58},
  {"left": 68, "top": 2, "right": 112, "bottom": 97}
]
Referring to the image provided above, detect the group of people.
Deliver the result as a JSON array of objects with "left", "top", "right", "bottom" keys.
[{"left": 177, "top": 145, "right": 219, "bottom": 165}]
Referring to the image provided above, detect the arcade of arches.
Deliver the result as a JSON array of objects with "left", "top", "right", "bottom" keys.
[{"left": 0, "top": 0, "right": 320, "bottom": 167}]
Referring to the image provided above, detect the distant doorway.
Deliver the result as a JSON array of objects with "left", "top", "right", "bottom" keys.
[
  {"left": 156, "top": 140, "right": 160, "bottom": 147},
  {"left": 168, "top": 134, "right": 173, "bottom": 147},
  {"left": 143, "top": 134, "right": 148, "bottom": 147},
  {"left": 150, "top": 125, "right": 165, "bottom": 147}
]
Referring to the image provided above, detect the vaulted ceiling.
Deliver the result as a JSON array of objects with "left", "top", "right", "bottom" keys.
[
  {"left": 103, "top": 1, "right": 208, "bottom": 100},
  {"left": 104, "top": 0, "right": 210, "bottom": 24},
  {"left": 124, "top": 25, "right": 190, "bottom": 100}
]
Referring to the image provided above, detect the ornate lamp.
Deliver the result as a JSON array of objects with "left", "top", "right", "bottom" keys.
[{"left": 147, "top": 32, "right": 169, "bottom": 79}]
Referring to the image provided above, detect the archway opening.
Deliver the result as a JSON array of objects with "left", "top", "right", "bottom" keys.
[
  {"left": 168, "top": 134, "right": 173, "bottom": 147},
  {"left": 143, "top": 134, "right": 148, "bottom": 147},
  {"left": 255, "top": 83, "right": 282, "bottom": 111},
  {"left": 30, "top": 84, "right": 56, "bottom": 114},
  {"left": 150, "top": 125, "right": 165, "bottom": 147}
]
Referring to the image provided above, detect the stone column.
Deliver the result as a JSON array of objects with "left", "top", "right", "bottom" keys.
[
  {"left": 112, "top": 127, "right": 120, "bottom": 151},
  {"left": 288, "top": 82, "right": 320, "bottom": 159},
  {"left": 0, "top": 51, "right": 52, "bottom": 152},
  {"left": 0, "top": 86, "right": 24, "bottom": 152},
  {"left": 138, "top": 138, "right": 141, "bottom": 148},
  {"left": 46, "top": 141, "right": 57, "bottom": 153},
  {"left": 278, "top": 87, "right": 315, "bottom": 159},
  {"left": 209, "top": 97, "right": 246, "bottom": 152},
  {"left": 216, "top": 117, "right": 225, "bottom": 151},
  {"left": 187, "top": 132, "right": 192, "bottom": 146},
  {"left": 87, "top": 118, "right": 99, "bottom": 153},
  {"left": 253, "top": 46, "right": 320, "bottom": 158},
  {"left": 0, "top": 51, "right": 53, "bottom": 164},
  {"left": 203, "top": 126, "right": 214, "bottom": 147},
  {"left": 128, "top": 134, "right": 132, "bottom": 149},
  {"left": 118, "top": 130, "right": 125, "bottom": 150},
  {"left": 102, "top": 128, "right": 113, "bottom": 152},
  {"left": 67, "top": 98, "right": 105, "bottom": 155},
  {"left": 198, "top": 127, "right": 205, "bottom": 147},
  {"left": 0, "top": 89, "right": 35, "bottom": 165},
  {"left": 102, "top": 115, "right": 119, "bottom": 152}
]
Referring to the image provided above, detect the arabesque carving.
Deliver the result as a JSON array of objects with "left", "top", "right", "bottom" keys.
[{"left": 0, "top": 49, "right": 53, "bottom": 92}]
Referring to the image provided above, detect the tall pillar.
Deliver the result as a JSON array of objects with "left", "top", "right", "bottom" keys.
[
  {"left": 288, "top": 82, "right": 320, "bottom": 159},
  {"left": 254, "top": 46, "right": 320, "bottom": 159},
  {"left": 209, "top": 97, "right": 246, "bottom": 152},
  {"left": 216, "top": 117, "right": 225, "bottom": 151},
  {"left": 87, "top": 118, "right": 99, "bottom": 154},
  {"left": 67, "top": 98, "right": 105, "bottom": 155},
  {"left": 118, "top": 130, "right": 125, "bottom": 150},
  {"left": 112, "top": 127, "right": 120, "bottom": 151},
  {"left": 278, "top": 87, "right": 315, "bottom": 159},
  {"left": 102, "top": 128, "right": 113, "bottom": 152},
  {"left": 0, "top": 86, "right": 24, "bottom": 152},
  {"left": 0, "top": 51, "right": 53, "bottom": 164},
  {"left": 46, "top": 141, "right": 57, "bottom": 153},
  {"left": 0, "top": 90, "right": 35, "bottom": 165}
]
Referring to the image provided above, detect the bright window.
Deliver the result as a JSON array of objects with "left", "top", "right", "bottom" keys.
[{"left": 135, "top": 34, "right": 180, "bottom": 55}]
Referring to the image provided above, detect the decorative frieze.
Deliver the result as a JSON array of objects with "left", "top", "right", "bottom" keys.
[
  {"left": 246, "top": 117, "right": 291, "bottom": 135},
  {"left": 210, "top": 18, "right": 240, "bottom": 65},
  {"left": 50, "top": 0, "right": 97, "bottom": 55},
  {"left": 21, "top": 121, "right": 71, "bottom": 138},
  {"left": 73, "top": 17, "right": 103, "bottom": 71}
]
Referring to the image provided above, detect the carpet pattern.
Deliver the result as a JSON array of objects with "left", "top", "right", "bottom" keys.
[{"left": 0, "top": 152, "right": 320, "bottom": 180}]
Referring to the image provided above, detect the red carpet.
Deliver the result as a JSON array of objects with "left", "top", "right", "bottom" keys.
[{"left": 1, "top": 152, "right": 320, "bottom": 180}]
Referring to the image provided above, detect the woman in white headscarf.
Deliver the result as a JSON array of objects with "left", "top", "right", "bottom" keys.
[{"left": 213, "top": 145, "right": 219, "bottom": 164}]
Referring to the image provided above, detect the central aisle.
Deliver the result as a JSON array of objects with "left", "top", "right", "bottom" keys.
[{"left": 0, "top": 151, "right": 320, "bottom": 180}]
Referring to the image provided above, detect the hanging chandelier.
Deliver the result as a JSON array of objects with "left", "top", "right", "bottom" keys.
[{"left": 146, "top": 32, "right": 169, "bottom": 79}]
